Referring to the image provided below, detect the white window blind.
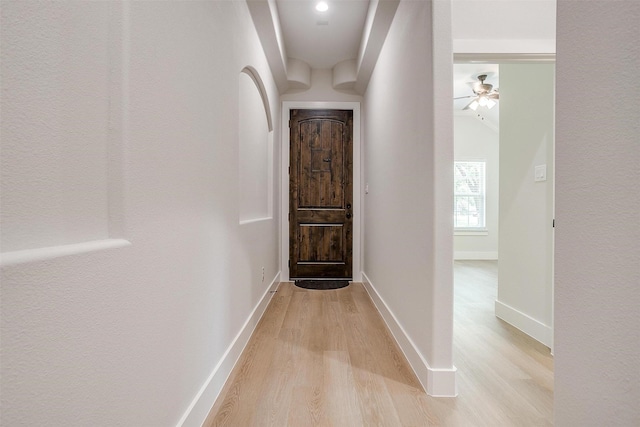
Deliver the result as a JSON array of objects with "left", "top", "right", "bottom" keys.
[{"left": 454, "top": 161, "right": 486, "bottom": 229}]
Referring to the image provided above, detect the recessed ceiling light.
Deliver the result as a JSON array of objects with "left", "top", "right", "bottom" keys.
[{"left": 315, "top": 1, "right": 329, "bottom": 12}]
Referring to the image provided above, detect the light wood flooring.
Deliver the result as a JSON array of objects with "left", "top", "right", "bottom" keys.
[{"left": 204, "top": 261, "right": 553, "bottom": 426}]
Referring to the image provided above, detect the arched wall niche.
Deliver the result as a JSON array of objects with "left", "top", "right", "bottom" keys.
[
  {"left": 241, "top": 66, "right": 273, "bottom": 131},
  {"left": 238, "top": 66, "right": 274, "bottom": 224}
]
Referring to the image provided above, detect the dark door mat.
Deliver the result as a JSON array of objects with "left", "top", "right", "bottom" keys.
[{"left": 294, "top": 280, "right": 350, "bottom": 290}]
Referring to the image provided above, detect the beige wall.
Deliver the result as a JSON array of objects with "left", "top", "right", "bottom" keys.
[{"left": 497, "top": 63, "right": 555, "bottom": 347}]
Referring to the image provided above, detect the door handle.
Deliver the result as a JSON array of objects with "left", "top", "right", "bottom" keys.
[
  {"left": 346, "top": 212, "right": 352, "bottom": 219},
  {"left": 346, "top": 203, "right": 352, "bottom": 209}
]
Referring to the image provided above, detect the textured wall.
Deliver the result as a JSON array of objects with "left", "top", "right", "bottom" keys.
[
  {"left": 0, "top": 2, "right": 111, "bottom": 251},
  {"left": 555, "top": 0, "right": 640, "bottom": 425},
  {"left": 1, "top": 1, "right": 280, "bottom": 425}
]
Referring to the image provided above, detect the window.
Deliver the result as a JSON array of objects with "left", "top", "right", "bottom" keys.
[{"left": 454, "top": 161, "right": 486, "bottom": 229}]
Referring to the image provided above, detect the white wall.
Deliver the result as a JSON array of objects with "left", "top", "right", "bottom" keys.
[
  {"left": 362, "top": 0, "right": 455, "bottom": 395},
  {"left": 555, "top": 1, "right": 640, "bottom": 425},
  {"left": 454, "top": 113, "right": 499, "bottom": 259},
  {"left": 496, "top": 63, "right": 555, "bottom": 347},
  {"left": 0, "top": 2, "right": 280, "bottom": 426}
]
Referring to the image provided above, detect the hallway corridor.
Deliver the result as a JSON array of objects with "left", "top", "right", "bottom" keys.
[{"left": 205, "top": 261, "right": 553, "bottom": 426}]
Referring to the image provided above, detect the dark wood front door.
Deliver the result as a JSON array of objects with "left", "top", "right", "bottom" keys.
[{"left": 289, "top": 109, "right": 353, "bottom": 279}]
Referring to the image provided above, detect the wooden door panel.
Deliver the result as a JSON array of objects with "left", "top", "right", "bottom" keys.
[
  {"left": 298, "top": 120, "right": 344, "bottom": 208},
  {"left": 298, "top": 225, "right": 344, "bottom": 262},
  {"left": 290, "top": 109, "right": 353, "bottom": 279}
]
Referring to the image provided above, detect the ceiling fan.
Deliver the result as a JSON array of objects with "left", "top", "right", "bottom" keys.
[{"left": 454, "top": 74, "right": 499, "bottom": 110}]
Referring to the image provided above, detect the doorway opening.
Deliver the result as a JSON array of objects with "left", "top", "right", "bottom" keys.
[
  {"left": 452, "top": 56, "right": 556, "bottom": 421},
  {"left": 452, "top": 55, "right": 556, "bottom": 352}
]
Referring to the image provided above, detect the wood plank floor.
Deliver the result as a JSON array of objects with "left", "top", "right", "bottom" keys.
[{"left": 204, "top": 261, "right": 553, "bottom": 426}]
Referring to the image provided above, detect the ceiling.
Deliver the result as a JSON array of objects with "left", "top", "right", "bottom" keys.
[
  {"left": 273, "top": 0, "right": 555, "bottom": 71},
  {"left": 255, "top": 0, "right": 552, "bottom": 106},
  {"left": 451, "top": 0, "right": 556, "bottom": 44},
  {"left": 249, "top": 0, "right": 398, "bottom": 93},
  {"left": 276, "top": 0, "right": 370, "bottom": 69},
  {"left": 273, "top": 1, "right": 501, "bottom": 125}
]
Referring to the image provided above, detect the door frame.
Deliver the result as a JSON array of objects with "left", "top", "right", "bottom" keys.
[{"left": 281, "top": 101, "right": 361, "bottom": 282}]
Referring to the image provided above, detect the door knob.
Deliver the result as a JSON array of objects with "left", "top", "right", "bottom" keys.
[
  {"left": 346, "top": 212, "right": 352, "bottom": 219},
  {"left": 346, "top": 203, "right": 351, "bottom": 209}
]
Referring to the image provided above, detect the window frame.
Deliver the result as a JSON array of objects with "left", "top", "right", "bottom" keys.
[{"left": 453, "top": 160, "right": 487, "bottom": 232}]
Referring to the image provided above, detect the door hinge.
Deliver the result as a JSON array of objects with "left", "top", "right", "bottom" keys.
[
  {"left": 288, "top": 212, "right": 290, "bottom": 221},
  {"left": 289, "top": 120, "right": 291, "bottom": 128},
  {"left": 288, "top": 259, "right": 290, "bottom": 268},
  {"left": 288, "top": 166, "right": 290, "bottom": 175},
  {"left": 552, "top": 219, "right": 555, "bottom": 228}
]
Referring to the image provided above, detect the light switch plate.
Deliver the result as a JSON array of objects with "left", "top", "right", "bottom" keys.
[{"left": 535, "top": 164, "right": 547, "bottom": 182}]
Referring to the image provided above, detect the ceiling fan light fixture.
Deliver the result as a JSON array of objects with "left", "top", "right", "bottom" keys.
[
  {"left": 315, "top": 1, "right": 329, "bottom": 12},
  {"left": 455, "top": 74, "right": 499, "bottom": 111}
]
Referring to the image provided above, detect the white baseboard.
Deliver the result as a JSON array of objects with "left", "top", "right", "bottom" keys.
[
  {"left": 495, "top": 299, "right": 552, "bottom": 348},
  {"left": 176, "top": 272, "right": 281, "bottom": 427},
  {"left": 361, "top": 272, "right": 457, "bottom": 397},
  {"left": 454, "top": 251, "right": 498, "bottom": 260}
]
